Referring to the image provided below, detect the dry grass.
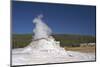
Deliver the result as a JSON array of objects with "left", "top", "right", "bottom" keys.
[{"left": 64, "top": 46, "right": 96, "bottom": 53}]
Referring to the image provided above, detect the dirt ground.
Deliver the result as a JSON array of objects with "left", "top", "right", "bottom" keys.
[{"left": 64, "top": 46, "right": 96, "bottom": 53}]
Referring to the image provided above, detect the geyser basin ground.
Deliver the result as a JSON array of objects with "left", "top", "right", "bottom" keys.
[
  {"left": 12, "top": 48, "right": 95, "bottom": 66},
  {"left": 12, "top": 38, "right": 95, "bottom": 66}
]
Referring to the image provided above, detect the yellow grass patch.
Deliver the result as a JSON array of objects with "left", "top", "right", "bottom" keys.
[{"left": 64, "top": 46, "right": 95, "bottom": 53}]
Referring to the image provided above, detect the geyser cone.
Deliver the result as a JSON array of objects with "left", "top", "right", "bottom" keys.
[{"left": 23, "top": 14, "right": 66, "bottom": 53}]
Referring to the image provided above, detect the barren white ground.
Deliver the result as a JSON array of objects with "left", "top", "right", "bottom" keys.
[{"left": 12, "top": 48, "right": 95, "bottom": 66}]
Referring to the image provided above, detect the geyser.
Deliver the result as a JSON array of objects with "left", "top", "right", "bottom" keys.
[
  {"left": 12, "top": 14, "right": 95, "bottom": 66},
  {"left": 22, "top": 14, "right": 67, "bottom": 55}
]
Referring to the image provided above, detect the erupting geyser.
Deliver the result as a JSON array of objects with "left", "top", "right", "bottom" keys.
[
  {"left": 22, "top": 14, "right": 67, "bottom": 56},
  {"left": 12, "top": 15, "right": 95, "bottom": 66}
]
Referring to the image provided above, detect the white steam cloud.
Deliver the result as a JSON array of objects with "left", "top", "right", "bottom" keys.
[{"left": 33, "top": 14, "right": 52, "bottom": 40}]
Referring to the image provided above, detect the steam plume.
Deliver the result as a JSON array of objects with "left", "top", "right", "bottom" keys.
[{"left": 33, "top": 14, "right": 52, "bottom": 40}]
